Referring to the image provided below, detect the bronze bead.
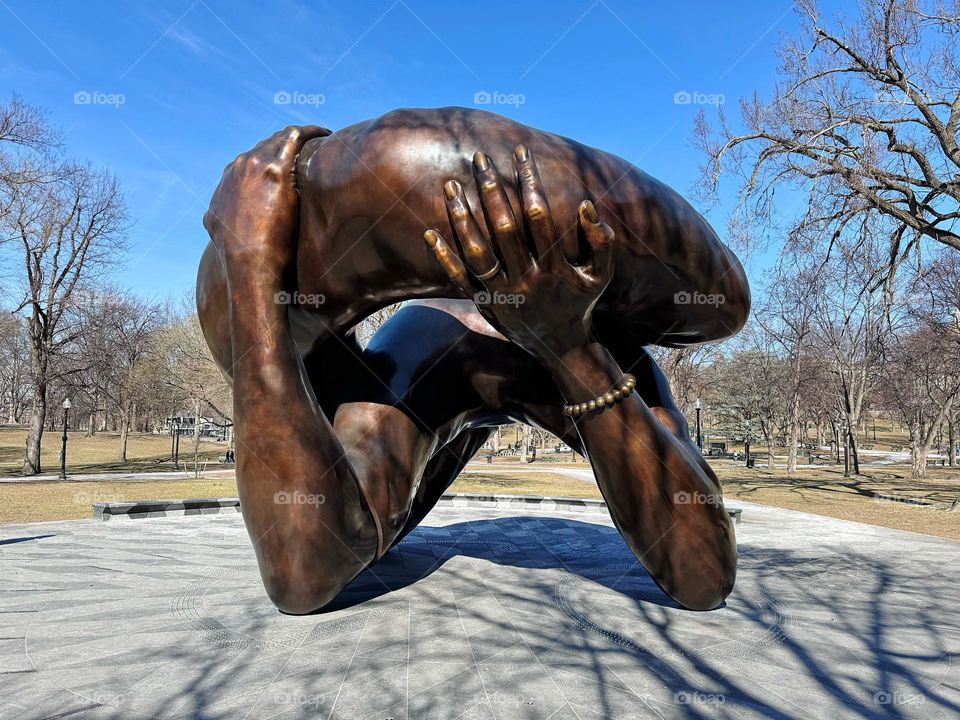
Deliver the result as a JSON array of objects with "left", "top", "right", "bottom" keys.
[
  {"left": 588, "top": 399, "right": 597, "bottom": 411},
  {"left": 620, "top": 384, "right": 631, "bottom": 395},
  {"left": 625, "top": 375, "right": 636, "bottom": 388},
  {"left": 603, "top": 392, "right": 615, "bottom": 406}
]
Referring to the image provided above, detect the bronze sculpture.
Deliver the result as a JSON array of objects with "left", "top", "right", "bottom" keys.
[{"left": 197, "top": 108, "right": 749, "bottom": 614}]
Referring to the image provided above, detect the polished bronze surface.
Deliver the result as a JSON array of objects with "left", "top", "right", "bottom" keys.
[{"left": 198, "top": 109, "right": 749, "bottom": 614}]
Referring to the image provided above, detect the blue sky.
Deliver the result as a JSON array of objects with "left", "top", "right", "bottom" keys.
[{"left": 0, "top": 0, "right": 831, "bottom": 301}]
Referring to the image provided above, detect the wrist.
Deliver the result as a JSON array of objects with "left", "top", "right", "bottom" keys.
[
  {"left": 546, "top": 343, "right": 624, "bottom": 402},
  {"left": 215, "top": 213, "right": 297, "bottom": 276}
]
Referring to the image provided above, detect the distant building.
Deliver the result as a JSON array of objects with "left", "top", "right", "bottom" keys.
[{"left": 164, "top": 415, "right": 229, "bottom": 438}]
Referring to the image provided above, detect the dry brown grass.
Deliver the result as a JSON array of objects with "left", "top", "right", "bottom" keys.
[
  {"left": 2, "top": 434, "right": 957, "bottom": 541},
  {"left": 0, "top": 476, "right": 239, "bottom": 524},
  {"left": 711, "top": 460, "right": 960, "bottom": 540},
  {"left": 0, "top": 426, "right": 227, "bottom": 477},
  {"left": 450, "top": 472, "right": 602, "bottom": 498},
  {"left": 455, "top": 460, "right": 960, "bottom": 541}
]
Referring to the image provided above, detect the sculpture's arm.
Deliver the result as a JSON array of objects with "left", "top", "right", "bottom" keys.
[
  {"left": 202, "top": 126, "right": 386, "bottom": 614},
  {"left": 424, "top": 147, "right": 736, "bottom": 610},
  {"left": 540, "top": 344, "right": 735, "bottom": 610}
]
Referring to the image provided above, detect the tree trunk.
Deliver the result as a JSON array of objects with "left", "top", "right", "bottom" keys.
[
  {"left": 910, "top": 446, "right": 928, "bottom": 479},
  {"left": 520, "top": 425, "right": 531, "bottom": 462},
  {"left": 118, "top": 405, "right": 129, "bottom": 462},
  {"left": 786, "top": 401, "right": 799, "bottom": 474},
  {"left": 949, "top": 413, "right": 956, "bottom": 468},
  {"left": 22, "top": 380, "right": 47, "bottom": 475},
  {"left": 787, "top": 350, "right": 802, "bottom": 476},
  {"left": 193, "top": 397, "right": 202, "bottom": 478},
  {"left": 849, "top": 427, "right": 860, "bottom": 474},
  {"left": 909, "top": 423, "right": 929, "bottom": 479}
]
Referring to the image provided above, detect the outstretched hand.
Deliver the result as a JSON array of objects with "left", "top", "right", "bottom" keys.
[{"left": 424, "top": 145, "right": 614, "bottom": 366}]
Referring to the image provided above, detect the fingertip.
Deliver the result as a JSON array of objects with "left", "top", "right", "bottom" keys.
[
  {"left": 473, "top": 151, "right": 490, "bottom": 172},
  {"left": 578, "top": 200, "right": 599, "bottom": 225},
  {"left": 423, "top": 229, "right": 439, "bottom": 246},
  {"left": 443, "top": 179, "right": 461, "bottom": 201},
  {"left": 514, "top": 144, "right": 530, "bottom": 163}
]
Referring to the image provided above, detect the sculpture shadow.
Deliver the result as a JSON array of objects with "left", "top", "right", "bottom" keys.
[
  {"left": 320, "top": 514, "right": 960, "bottom": 719},
  {"left": 323, "top": 516, "right": 690, "bottom": 612},
  {"left": 9, "top": 511, "right": 956, "bottom": 720}
]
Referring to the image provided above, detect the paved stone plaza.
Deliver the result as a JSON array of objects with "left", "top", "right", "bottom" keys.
[{"left": 1, "top": 501, "right": 957, "bottom": 719}]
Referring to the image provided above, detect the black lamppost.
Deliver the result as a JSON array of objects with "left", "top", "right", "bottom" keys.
[
  {"left": 59, "top": 398, "right": 71, "bottom": 480},
  {"left": 694, "top": 398, "right": 703, "bottom": 452},
  {"left": 173, "top": 418, "right": 181, "bottom": 470},
  {"left": 744, "top": 419, "right": 752, "bottom": 468},
  {"left": 841, "top": 413, "right": 850, "bottom": 478}
]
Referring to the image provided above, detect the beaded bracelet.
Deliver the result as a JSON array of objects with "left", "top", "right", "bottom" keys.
[{"left": 562, "top": 374, "right": 636, "bottom": 417}]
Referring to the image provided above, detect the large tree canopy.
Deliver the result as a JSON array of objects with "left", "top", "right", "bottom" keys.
[{"left": 697, "top": 0, "right": 960, "bottom": 290}]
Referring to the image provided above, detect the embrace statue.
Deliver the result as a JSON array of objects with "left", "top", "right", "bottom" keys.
[{"left": 197, "top": 108, "right": 750, "bottom": 614}]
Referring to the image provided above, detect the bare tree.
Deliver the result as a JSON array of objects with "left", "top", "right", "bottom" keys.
[
  {"left": 696, "top": 0, "right": 960, "bottom": 294},
  {"left": 0, "top": 314, "right": 31, "bottom": 423},
  {"left": 890, "top": 247, "right": 960, "bottom": 474},
  {"left": 74, "top": 290, "right": 163, "bottom": 460},
  {"left": 809, "top": 227, "right": 890, "bottom": 474},
  {"left": 0, "top": 94, "right": 60, "bottom": 226},
  {"left": 880, "top": 326, "right": 960, "bottom": 476},
  {"left": 713, "top": 325, "right": 790, "bottom": 468},
  {"left": 3, "top": 160, "right": 127, "bottom": 473},
  {"left": 648, "top": 344, "right": 720, "bottom": 415},
  {"left": 755, "top": 258, "right": 820, "bottom": 474},
  {"left": 157, "top": 300, "right": 232, "bottom": 475}
]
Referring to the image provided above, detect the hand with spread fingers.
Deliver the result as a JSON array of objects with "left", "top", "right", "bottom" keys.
[{"left": 424, "top": 145, "right": 615, "bottom": 366}]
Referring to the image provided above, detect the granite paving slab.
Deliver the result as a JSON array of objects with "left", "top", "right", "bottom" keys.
[{"left": 0, "top": 501, "right": 957, "bottom": 719}]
